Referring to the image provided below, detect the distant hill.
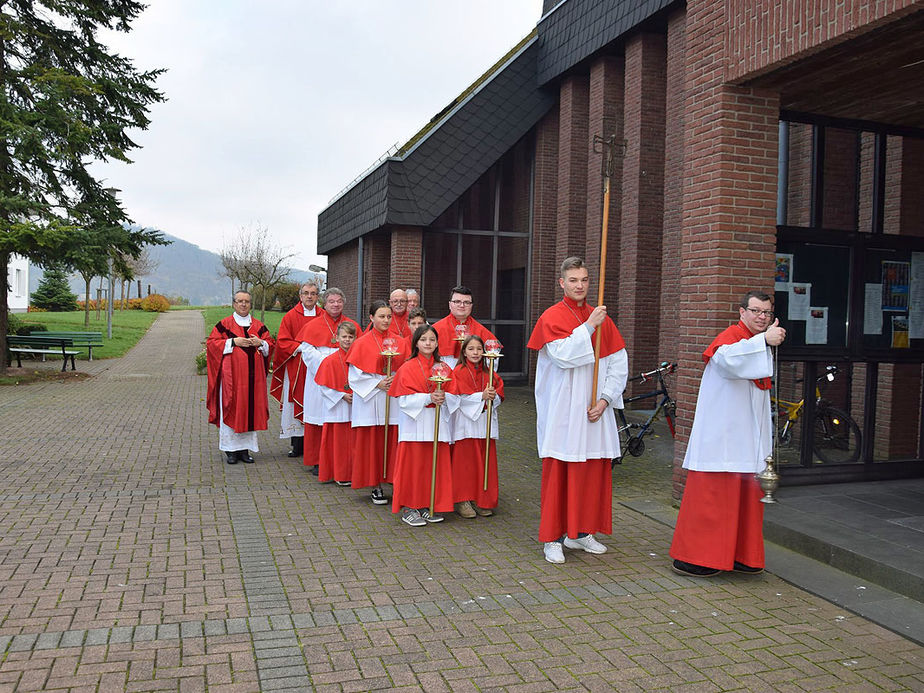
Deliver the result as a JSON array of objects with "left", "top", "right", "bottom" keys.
[{"left": 29, "top": 232, "right": 321, "bottom": 306}]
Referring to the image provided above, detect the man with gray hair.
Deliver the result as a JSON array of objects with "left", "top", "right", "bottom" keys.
[
  {"left": 406, "top": 288, "right": 420, "bottom": 310},
  {"left": 271, "top": 281, "right": 319, "bottom": 458}
]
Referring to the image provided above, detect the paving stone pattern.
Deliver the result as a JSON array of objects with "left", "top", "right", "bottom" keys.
[{"left": 0, "top": 311, "right": 921, "bottom": 691}]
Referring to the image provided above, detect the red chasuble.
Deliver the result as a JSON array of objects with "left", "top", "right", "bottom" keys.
[
  {"left": 389, "top": 354, "right": 454, "bottom": 513},
  {"left": 290, "top": 312, "right": 360, "bottom": 418},
  {"left": 346, "top": 326, "right": 411, "bottom": 375},
  {"left": 703, "top": 320, "right": 771, "bottom": 390},
  {"left": 526, "top": 296, "right": 625, "bottom": 356},
  {"left": 270, "top": 304, "right": 317, "bottom": 404},
  {"left": 206, "top": 315, "right": 274, "bottom": 433},
  {"left": 432, "top": 315, "right": 497, "bottom": 362}
]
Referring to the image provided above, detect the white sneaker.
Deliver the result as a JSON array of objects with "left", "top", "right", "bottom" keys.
[
  {"left": 420, "top": 509, "right": 444, "bottom": 523},
  {"left": 401, "top": 507, "right": 426, "bottom": 527},
  {"left": 543, "top": 542, "right": 565, "bottom": 564},
  {"left": 563, "top": 534, "right": 607, "bottom": 554}
]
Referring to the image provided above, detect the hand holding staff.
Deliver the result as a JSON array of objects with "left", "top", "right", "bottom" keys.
[{"left": 428, "top": 363, "right": 452, "bottom": 517}]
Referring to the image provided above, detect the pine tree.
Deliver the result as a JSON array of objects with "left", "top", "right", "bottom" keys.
[
  {"left": 31, "top": 265, "right": 78, "bottom": 312},
  {"left": 0, "top": 1, "right": 166, "bottom": 371}
]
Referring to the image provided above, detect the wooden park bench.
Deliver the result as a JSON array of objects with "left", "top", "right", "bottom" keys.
[
  {"left": 35, "top": 331, "right": 104, "bottom": 360},
  {"left": 6, "top": 335, "right": 79, "bottom": 371}
]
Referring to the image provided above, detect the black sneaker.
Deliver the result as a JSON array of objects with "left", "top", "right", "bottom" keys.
[
  {"left": 733, "top": 561, "right": 764, "bottom": 574},
  {"left": 671, "top": 559, "right": 721, "bottom": 577},
  {"left": 370, "top": 487, "right": 388, "bottom": 505},
  {"left": 308, "top": 465, "right": 319, "bottom": 476}
]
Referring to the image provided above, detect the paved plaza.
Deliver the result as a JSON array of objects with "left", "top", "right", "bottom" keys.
[{"left": 0, "top": 311, "right": 922, "bottom": 692}]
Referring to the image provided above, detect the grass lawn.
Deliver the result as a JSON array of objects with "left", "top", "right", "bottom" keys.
[
  {"left": 13, "top": 310, "right": 160, "bottom": 359},
  {"left": 201, "top": 306, "right": 285, "bottom": 337}
]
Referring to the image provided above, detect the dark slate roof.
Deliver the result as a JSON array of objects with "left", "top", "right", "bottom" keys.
[
  {"left": 317, "top": 34, "right": 554, "bottom": 255},
  {"left": 536, "top": 0, "right": 677, "bottom": 85}
]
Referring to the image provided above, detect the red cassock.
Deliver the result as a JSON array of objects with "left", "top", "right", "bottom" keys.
[
  {"left": 292, "top": 313, "right": 359, "bottom": 465},
  {"left": 527, "top": 297, "right": 626, "bottom": 542},
  {"left": 346, "top": 328, "right": 410, "bottom": 488},
  {"left": 432, "top": 315, "right": 497, "bottom": 363},
  {"left": 269, "top": 304, "right": 317, "bottom": 405},
  {"left": 206, "top": 315, "right": 274, "bottom": 433},
  {"left": 388, "top": 355, "right": 454, "bottom": 513},
  {"left": 449, "top": 361, "right": 505, "bottom": 509},
  {"left": 314, "top": 348, "right": 354, "bottom": 484}
]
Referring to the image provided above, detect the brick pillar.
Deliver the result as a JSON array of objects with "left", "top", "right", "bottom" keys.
[
  {"left": 529, "top": 108, "right": 560, "bottom": 379},
  {"left": 620, "top": 32, "right": 666, "bottom": 384},
  {"left": 557, "top": 75, "right": 590, "bottom": 260},
  {"left": 659, "top": 10, "right": 686, "bottom": 369},
  {"left": 361, "top": 234, "right": 391, "bottom": 321},
  {"left": 327, "top": 240, "right": 358, "bottom": 319},
  {"left": 674, "top": 0, "right": 781, "bottom": 501},
  {"left": 585, "top": 56, "right": 624, "bottom": 314},
  {"left": 389, "top": 226, "right": 423, "bottom": 293}
]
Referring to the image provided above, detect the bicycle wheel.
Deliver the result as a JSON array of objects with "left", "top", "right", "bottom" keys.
[{"left": 812, "top": 406, "right": 861, "bottom": 464}]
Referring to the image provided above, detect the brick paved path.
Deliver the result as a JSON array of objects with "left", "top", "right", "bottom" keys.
[{"left": 0, "top": 311, "right": 921, "bottom": 691}]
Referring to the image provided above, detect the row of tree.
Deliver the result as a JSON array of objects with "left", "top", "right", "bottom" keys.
[
  {"left": 218, "top": 225, "right": 295, "bottom": 322},
  {"left": 0, "top": 1, "right": 169, "bottom": 373}
]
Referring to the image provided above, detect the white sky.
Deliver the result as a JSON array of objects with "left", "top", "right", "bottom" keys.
[{"left": 93, "top": 1, "right": 544, "bottom": 270}]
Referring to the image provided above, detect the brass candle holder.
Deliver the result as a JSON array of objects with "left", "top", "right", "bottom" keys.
[
  {"left": 380, "top": 337, "right": 401, "bottom": 478},
  {"left": 482, "top": 340, "right": 502, "bottom": 492}
]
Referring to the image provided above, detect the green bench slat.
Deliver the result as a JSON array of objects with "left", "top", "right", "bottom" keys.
[{"left": 6, "top": 335, "right": 78, "bottom": 371}]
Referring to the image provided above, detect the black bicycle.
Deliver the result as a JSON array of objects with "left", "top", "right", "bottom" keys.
[{"left": 613, "top": 361, "right": 677, "bottom": 465}]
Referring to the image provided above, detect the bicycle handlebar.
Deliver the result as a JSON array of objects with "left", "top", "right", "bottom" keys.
[{"left": 628, "top": 361, "right": 677, "bottom": 384}]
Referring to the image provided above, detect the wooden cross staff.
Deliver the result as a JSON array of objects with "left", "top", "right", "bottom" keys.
[{"left": 590, "top": 132, "right": 627, "bottom": 407}]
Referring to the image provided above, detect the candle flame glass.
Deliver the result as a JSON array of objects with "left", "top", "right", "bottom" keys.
[
  {"left": 485, "top": 339, "right": 502, "bottom": 355},
  {"left": 454, "top": 324, "right": 469, "bottom": 340},
  {"left": 431, "top": 362, "right": 452, "bottom": 380},
  {"left": 381, "top": 337, "right": 397, "bottom": 353}
]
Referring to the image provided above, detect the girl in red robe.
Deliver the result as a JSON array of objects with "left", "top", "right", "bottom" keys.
[
  {"left": 346, "top": 301, "right": 410, "bottom": 505},
  {"left": 388, "top": 325, "right": 457, "bottom": 526},
  {"left": 314, "top": 322, "right": 357, "bottom": 485},
  {"left": 449, "top": 335, "right": 504, "bottom": 518}
]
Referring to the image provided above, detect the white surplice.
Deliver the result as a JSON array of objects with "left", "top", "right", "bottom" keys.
[
  {"left": 450, "top": 393, "right": 500, "bottom": 442},
  {"left": 682, "top": 333, "right": 774, "bottom": 474},
  {"left": 300, "top": 344, "right": 335, "bottom": 425},
  {"left": 534, "top": 325, "right": 628, "bottom": 462},
  {"left": 395, "top": 393, "right": 459, "bottom": 443},
  {"left": 348, "top": 365, "right": 402, "bottom": 428}
]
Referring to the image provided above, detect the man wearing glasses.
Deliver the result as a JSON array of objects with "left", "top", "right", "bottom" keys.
[
  {"left": 206, "top": 291, "right": 274, "bottom": 464},
  {"left": 271, "top": 282, "right": 320, "bottom": 458},
  {"left": 670, "top": 290, "right": 786, "bottom": 577},
  {"left": 432, "top": 286, "right": 497, "bottom": 369},
  {"left": 387, "top": 289, "right": 411, "bottom": 339}
]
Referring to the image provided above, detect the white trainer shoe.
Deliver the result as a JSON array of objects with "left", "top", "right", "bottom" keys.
[
  {"left": 563, "top": 534, "right": 607, "bottom": 554},
  {"left": 543, "top": 541, "right": 565, "bottom": 564}
]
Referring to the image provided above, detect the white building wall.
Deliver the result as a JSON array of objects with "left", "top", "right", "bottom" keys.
[{"left": 7, "top": 254, "right": 29, "bottom": 313}]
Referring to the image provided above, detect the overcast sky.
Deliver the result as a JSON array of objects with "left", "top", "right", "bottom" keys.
[{"left": 93, "top": 1, "right": 544, "bottom": 270}]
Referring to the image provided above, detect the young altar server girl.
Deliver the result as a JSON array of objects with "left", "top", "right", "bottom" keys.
[
  {"left": 315, "top": 322, "right": 357, "bottom": 485},
  {"left": 346, "top": 301, "right": 410, "bottom": 505},
  {"left": 449, "top": 334, "right": 504, "bottom": 518},
  {"left": 388, "top": 325, "right": 458, "bottom": 526}
]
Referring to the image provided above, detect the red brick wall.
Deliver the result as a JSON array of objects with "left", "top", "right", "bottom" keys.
[
  {"left": 620, "top": 32, "right": 667, "bottom": 389},
  {"left": 659, "top": 10, "right": 686, "bottom": 368},
  {"left": 585, "top": 55, "right": 624, "bottom": 316},
  {"left": 529, "top": 108, "right": 561, "bottom": 379},
  {"left": 822, "top": 128, "right": 859, "bottom": 230},
  {"left": 362, "top": 234, "right": 391, "bottom": 321},
  {"left": 725, "top": 0, "right": 920, "bottom": 82},
  {"left": 389, "top": 226, "right": 423, "bottom": 293},
  {"left": 785, "top": 123, "right": 813, "bottom": 226},
  {"left": 327, "top": 241, "right": 359, "bottom": 322},
  {"left": 557, "top": 75, "right": 590, "bottom": 259},
  {"left": 676, "top": 0, "right": 782, "bottom": 500}
]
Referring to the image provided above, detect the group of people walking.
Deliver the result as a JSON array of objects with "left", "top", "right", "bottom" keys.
[{"left": 207, "top": 255, "right": 786, "bottom": 572}]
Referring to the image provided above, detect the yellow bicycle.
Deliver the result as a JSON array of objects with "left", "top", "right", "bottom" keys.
[{"left": 772, "top": 365, "right": 861, "bottom": 464}]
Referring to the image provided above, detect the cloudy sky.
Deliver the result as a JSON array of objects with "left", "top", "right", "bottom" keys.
[{"left": 93, "top": 1, "right": 544, "bottom": 270}]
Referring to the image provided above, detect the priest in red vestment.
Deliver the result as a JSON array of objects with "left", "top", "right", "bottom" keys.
[
  {"left": 270, "top": 282, "right": 319, "bottom": 458},
  {"left": 206, "top": 291, "right": 275, "bottom": 464},
  {"left": 292, "top": 288, "right": 359, "bottom": 472},
  {"left": 527, "top": 257, "right": 628, "bottom": 564},
  {"left": 670, "top": 291, "right": 786, "bottom": 577},
  {"left": 432, "top": 286, "right": 497, "bottom": 368}
]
